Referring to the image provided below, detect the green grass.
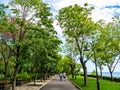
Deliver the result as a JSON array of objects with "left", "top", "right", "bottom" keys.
[{"left": 68, "top": 75, "right": 120, "bottom": 90}]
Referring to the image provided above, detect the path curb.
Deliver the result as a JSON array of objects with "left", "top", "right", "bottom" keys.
[
  {"left": 68, "top": 79, "right": 82, "bottom": 90},
  {"left": 37, "top": 76, "right": 55, "bottom": 90}
]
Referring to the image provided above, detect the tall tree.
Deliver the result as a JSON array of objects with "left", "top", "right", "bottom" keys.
[
  {"left": 58, "top": 3, "right": 95, "bottom": 86},
  {"left": 93, "top": 18, "right": 120, "bottom": 81},
  {"left": 0, "top": 4, "right": 12, "bottom": 77},
  {"left": 62, "top": 39, "right": 79, "bottom": 79},
  {"left": 0, "top": 0, "right": 57, "bottom": 89}
]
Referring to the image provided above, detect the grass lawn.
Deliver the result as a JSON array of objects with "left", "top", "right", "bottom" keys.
[{"left": 68, "top": 75, "right": 120, "bottom": 90}]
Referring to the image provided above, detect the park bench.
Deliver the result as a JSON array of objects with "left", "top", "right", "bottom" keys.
[
  {"left": 0, "top": 80, "right": 12, "bottom": 90},
  {"left": 16, "top": 78, "right": 24, "bottom": 86}
]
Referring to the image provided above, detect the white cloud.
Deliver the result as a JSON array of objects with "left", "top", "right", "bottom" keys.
[
  {"left": 47, "top": 0, "right": 120, "bottom": 41},
  {"left": 53, "top": 20, "right": 65, "bottom": 43},
  {"left": 44, "top": 0, "right": 120, "bottom": 22},
  {"left": 53, "top": 20, "right": 63, "bottom": 34}
]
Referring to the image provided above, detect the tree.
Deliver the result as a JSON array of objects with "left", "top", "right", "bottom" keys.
[
  {"left": 58, "top": 55, "right": 76, "bottom": 79},
  {"left": 64, "top": 55, "right": 76, "bottom": 79},
  {"left": 0, "top": 0, "right": 57, "bottom": 89},
  {"left": 62, "top": 39, "right": 80, "bottom": 79},
  {"left": 0, "top": 4, "right": 13, "bottom": 77},
  {"left": 96, "top": 19, "right": 120, "bottom": 81},
  {"left": 58, "top": 3, "right": 95, "bottom": 86}
]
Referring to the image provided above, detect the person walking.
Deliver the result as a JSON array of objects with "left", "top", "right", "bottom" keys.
[
  {"left": 59, "top": 73, "right": 63, "bottom": 81},
  {"left": 63, "top": 72, "right": 66, "bottom": 81}
]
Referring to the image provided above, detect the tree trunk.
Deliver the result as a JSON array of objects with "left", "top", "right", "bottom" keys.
[
  {"left": 95, "top": 62, "right": 100, "bottom": 90},
  {"left": 75, "top": 37, "right": 87, "bottom": 86},
  {"left": 3, "top": 53, "right": 8, "bottom": 77},
  {"left": 34, "top": 72, "right": 37, "bottom": 85},
  {"left": 107, "top": 64, "right": 113, "bottom": 81},
  {"left": 100, "top": 67, "right": 102, "bottom": 78},
  {"left": 47, "top": 71, "right": 49, "bottom": 79},
  {"left": 83, "top": 63, "right": 87, "bottom": 86},
  {"left": 12, "top": 64, "right": 19, "bottom": 90},
  {"left": 12, "top": 46, "right": 20, "bottom": 90},
  {"left": 44, "top": 72, "right": 47, "bottom": 80},
  {"left": 93, "top": 48, "right": 100, "bottom": 90},
  {"left": 110, "top": 71, "right": 113, "bottom": 81},
  {"left": 71, "top": 67, "right": 74, "bottom": 80},
  {"left": 80, "top": 55, "right": 87, "bottom": 86},
  {"left": 4, "top": 61, "right": 8, "bottom": 77},
  {"left": 45, "top": 72, "right": 47, "bottom": 80},
  {"left": 80, "top": 56, "right": 87, "bottom": 86},
  {"left": 70, "top": 65, "right": 75, "bottom": 80}
]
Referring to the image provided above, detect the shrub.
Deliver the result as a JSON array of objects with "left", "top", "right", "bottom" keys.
[
  {"left": 17, "top": 72, "right": 31, "bottom": 82},
  {"left": 91, "top": 70, "right": 96, "bottom": 75},
  {"left": 85, "top": 74, "right": 120, "bottom": 82}
]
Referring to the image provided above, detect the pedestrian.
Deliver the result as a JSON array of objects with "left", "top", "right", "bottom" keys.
[
  {"left": 59, "top": 73, "right": 63, "bottom": 81},
  {"left": 63, "top": 72, "right": 66, "bottom": 81}
]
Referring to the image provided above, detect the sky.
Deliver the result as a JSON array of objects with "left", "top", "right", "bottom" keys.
[
  {"left": 0, "top": 0, "right": 120, "bottom": 72},
  {"left": 42, "top": 0, "right": 120, "bottom": 72},
  {"left": 43, "top": 0, "right": 120, "bottom": 45}
]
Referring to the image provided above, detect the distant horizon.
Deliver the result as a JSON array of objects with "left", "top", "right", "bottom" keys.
[
  {"left": 88, "top": 71, "right": 120, "bottom": 73},
  {"left": 87, "top": 72, "right": 120, "bottom": 78}
]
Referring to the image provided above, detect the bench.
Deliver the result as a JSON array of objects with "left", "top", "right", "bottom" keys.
[
  {"left": 0, "top": 80, "right": 12, "bottom": 90},
  {"left": 16, "top": 78, "right": 24, "bottom": 86}
]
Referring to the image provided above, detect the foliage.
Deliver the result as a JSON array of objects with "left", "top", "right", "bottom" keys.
[
  {"left": 58, "top": 3, "right": 95, "bottom": 86},
  {"left": 0, "top": 0, "right": 62, "bottom": 89},
  {"left": 91, "top": 70, "right": 96, "bottom": 75},
  {"left": 75, "top": 63, "right": 82, "bottom": 73},
  {"left": 68, "top": 75, "right": 120, "bottom": 90},
  {"left": 17, "top": 72, "right": 31, "bottom": 82}
]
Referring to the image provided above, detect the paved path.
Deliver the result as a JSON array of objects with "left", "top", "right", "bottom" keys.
[{"left": 39, "top": 75, "right": 80, "bottom": 90}]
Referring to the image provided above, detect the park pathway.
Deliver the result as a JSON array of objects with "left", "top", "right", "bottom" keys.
[{"left": 39, "top": 75, "right": 80, "bottom": 90}]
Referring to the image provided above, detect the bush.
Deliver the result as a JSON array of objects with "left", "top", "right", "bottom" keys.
[
  {"left": 102, "top": 76, "right": 120, "bottom": 82},
  {"left": 91, "top": 70, "right": 96, "bottom": 75},
  {"left": 29, "top": 73, "right": 39, "bottom": 80},
  {"left": 17, "top": 72, "right": 31, "bottom": 82},
  {"left": 0, "top": 77, "right": 11, "bottom": 81},
  {"left": 84, "top": 74, "right": 120, "bottom": 82}
]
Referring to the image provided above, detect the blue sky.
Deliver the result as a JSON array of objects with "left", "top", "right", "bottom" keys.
[
  {"left": 0, "top": 0, "right": 10, "bottom": 5},
  {"left": 1, "top": 0, "right": 120, "bottom": 72}
]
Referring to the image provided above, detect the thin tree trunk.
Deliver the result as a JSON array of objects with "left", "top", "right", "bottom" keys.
[
  {"left": 75, "top": 37, "right": 87, "bottom": 86},
  {"left": 100, "top": 67, "right": 102, "bottom": 78},
  {"left": 43, "top": 72, "right": 46, "bottom": 80},
  {"left": 12, "top": 46, "right": 20, "bottom": 90},
  {"left": 12, "top": 64, "right": 19, "bottom": 90},
  {"left": 100, "top": 69, "right": 102, "bottom": 77},
  {"left": 83, "top": 64, "right": 87, "bottom": 86},
  {"left": 47, "top": 71, "right": 50, "bottom": 78},
  {"left": 34, "top": 72, "right": 37, "bottom": 85},
  {"left": 3, "top": 51, "right": 8, "bottom": 77},
  {"left": 110, "top": 71, "right": 113, "bottom": 81},
  {"left": 71, "top": 67, "right": 74, "bottom": 80},
  {"left": 107, "top": 64, "right": 113, "bottom": 81},
  {"left": 45, "top": 72, "right": 47, "bottom": 80},
  {"left": 34, "top": 66, "right": 38, "bottom": 85},
  {"left": 93, "top": 47, "right": 100, "bottom": 90},
  {"left": 95, "top": 63, "right": 100, "bottom": 90},
  {"left": 4, "top": 62, "right": 8, "bottom": 77}
]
